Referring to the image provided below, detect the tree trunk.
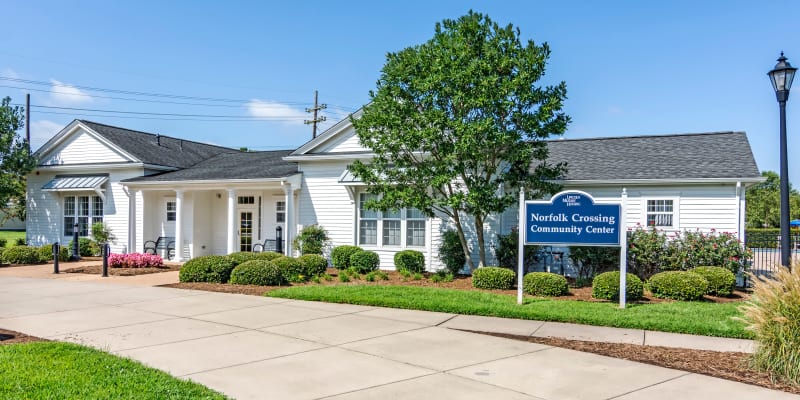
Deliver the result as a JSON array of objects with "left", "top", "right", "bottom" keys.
[
  {"left": 474, "top": 214, "right": 486, "bottom": 267},
  {"left": 452, "top": 211, "right": 475, "bottom": 271}
]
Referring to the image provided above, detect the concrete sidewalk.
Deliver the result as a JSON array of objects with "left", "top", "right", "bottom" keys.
[{"left": 0, "top": 276, "right": 794, "bottom": 400}]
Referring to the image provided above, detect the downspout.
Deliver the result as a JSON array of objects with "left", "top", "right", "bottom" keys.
[{"left": 736, "top": 181, "right": 743, "bottom": 242}]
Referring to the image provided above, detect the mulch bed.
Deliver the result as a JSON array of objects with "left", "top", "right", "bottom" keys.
[
  {"left": 62, "top": 264, "right": 181, "bottom": 276},
  {"left": 0, "top": 328, "right": 46, "bottom": 345}
]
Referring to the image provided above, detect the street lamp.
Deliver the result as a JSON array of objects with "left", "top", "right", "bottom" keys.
[{"left": 768, "top": 52, "right": 797, "bottom": 270}]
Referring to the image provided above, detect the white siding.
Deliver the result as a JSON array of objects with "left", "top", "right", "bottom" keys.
[
  {"left": 40, "top": 128, "right": 130, "bottom": 166},
  {"left": 314, "top": 126, "right": 366, "bottom": 154},
  {"left": 297, "top": 160, "right": 356, "bottom": 248}
]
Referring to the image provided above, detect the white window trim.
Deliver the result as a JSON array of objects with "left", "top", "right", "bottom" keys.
[
  {"left": 357, "top": 192, "right": 427, "bottom": 248},
  {"left": 643, "top": 197, "right": 679, "bottom": 231},
  {"left": 63, "top": 193, "right": 104, "bottom": 237}
]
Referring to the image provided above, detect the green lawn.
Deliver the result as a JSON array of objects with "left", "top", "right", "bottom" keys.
[
  {"left": 0, "top": 230, "right": 25, "bottom": 247},
  {"left": 268, "top": 285, "right": 750, "bottom": 339},
  {"left": 0, "top": 342, "right": 228, "bottom": 399}
]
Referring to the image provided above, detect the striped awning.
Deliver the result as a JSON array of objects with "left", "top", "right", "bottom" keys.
[{"left": 42, "top": 175, "right": 108, "bottom": 191}]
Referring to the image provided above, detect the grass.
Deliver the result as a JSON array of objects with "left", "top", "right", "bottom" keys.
[
  {"left": 0, "top": 342, "right": 228, "bottom": 399},
  {"left": 268, "top": 285, "right": 750, "bottom": 339},
  {"left": 0, "top": 230, "right": 25, "bottom": 247}
]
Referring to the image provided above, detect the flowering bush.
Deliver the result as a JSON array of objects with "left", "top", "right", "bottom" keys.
[
  {"left": 109, "top": 253, "right": 164, "bottom": 268},
  {"left": 627, "top": 226, "right": 668, "bottom": 279}
]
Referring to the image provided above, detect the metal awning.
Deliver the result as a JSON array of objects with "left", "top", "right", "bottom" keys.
[
  {"left": 42, "top": 175, "right": 109, "bottom": 200},
  {"left": 337, "top": 169, "right": 362, "bottom": 185}
]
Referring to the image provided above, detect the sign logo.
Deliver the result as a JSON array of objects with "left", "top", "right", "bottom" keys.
[{"left": 525, "top": 191, "right": 621, "bottom": 246}]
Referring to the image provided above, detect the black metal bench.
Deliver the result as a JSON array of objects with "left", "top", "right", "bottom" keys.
[
  {"left": 252, "top": 238, "right": 282, "bottom": 254},
  {"left": 144, "top": 236, "right": 175, "bottom": 260}
]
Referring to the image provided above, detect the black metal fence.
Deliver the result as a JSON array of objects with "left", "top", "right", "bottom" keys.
[{"left": 745, "top": 230, "right": 800, "bottom": 282}]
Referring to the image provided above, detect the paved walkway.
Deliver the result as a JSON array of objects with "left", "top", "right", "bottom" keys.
[{"left": 0, "top": 274, "right": 793, "bottom": 399}]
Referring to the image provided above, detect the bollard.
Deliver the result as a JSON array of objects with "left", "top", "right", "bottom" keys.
[
  {"left": 102, "top": 243, "right": 109, "bottom": 277},
  {"left": 276, "top": 226, "right": 283, "bottom": 254},
  {"left": 52, "top": 242, "right": 60, "bottom": 274},
  {"left": 70, "top": 223, "right": 81, "bottom": 261}
]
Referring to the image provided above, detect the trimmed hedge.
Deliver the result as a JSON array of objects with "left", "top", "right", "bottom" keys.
[
  {"left": 179, "top": 255, "right": 236, "bottom": 283},
  {"left": 331, "top": 245, "right": 363, "bottom": 269},
  {"left": 472, "top": 267, "right": 515, "bottom": 290},
  {"left": 229, "top": 260, "right": 286, "bottom": 286},
  {"left": 298, "top": 254, "right": 328, "bottom": 277},
  {"left": 523, "top": 272, "right": 569, "bottom": 296},
  {"left": 350, "top": 250, "right": 380, "bottom": 274},
  {"left": 3, "top": 246, "right": 43, "bottom": 264},
  {"left": 37, "top": 244, "right": 70, "bottom": 262},
  {"left": 394, "top": 250, "right": 425, "bottom": 273},
  {"left": 272, "top": 256, "right": 307, "bottom": 282},
  {"left": 591, "top": 271, "right": 644, "bottom": 301},
  {"left": 691, "top": 266, "right": 736, "bottom": 296},
  {"left": 226, "top": 251, "right": 262, "bottom": 266},
  {"left": 648, "top": 271, "right": 708, "bottom": 301},
  {"left": 255, "top": 251, "right": 283, "bottom": 261},
  {"left": 68, "top": 238, "right": 100, "bottom": 257}
]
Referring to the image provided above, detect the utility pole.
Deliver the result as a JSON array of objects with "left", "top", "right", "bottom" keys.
[
  {"left": 304, "top": 90, "right": 327, "bottom": 139},
  {"left": 25, "top": 93, "right": 30, "bottom": 154}
]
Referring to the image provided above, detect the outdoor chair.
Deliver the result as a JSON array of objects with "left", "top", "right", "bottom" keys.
[
  {"left": 143, "top": 236, "right": 175, "bottom": 260},
  {"left": 252, "top": 238, "right": 282, "bottom": 254}
]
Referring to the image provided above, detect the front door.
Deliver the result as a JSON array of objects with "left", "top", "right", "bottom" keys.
[{"left": 239, "top": 210, "right": 254, "bottom": 252}]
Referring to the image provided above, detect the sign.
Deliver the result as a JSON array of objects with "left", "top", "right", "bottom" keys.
[{"left": 524, "top": 191, "right": 621, "bottom": 246}]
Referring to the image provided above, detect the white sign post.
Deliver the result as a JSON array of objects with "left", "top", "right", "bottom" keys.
[
  {"left": 517, "top": 187, "right": 525, "bottom": 305},
  {"left": 618, "top": 188, "right": 628, "bottom": 309}
]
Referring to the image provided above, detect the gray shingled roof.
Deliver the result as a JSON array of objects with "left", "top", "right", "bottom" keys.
[
  {"left": 541, "top": 131, "right": 761, "bottom": 181},
  {"left": 80, "top": 120, "right": 238, "bottom": 169},
  {"left": 123, "top": 150, "right": 298, "bottom": 182}
]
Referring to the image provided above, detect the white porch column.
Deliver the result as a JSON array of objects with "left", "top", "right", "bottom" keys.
[
  {"left": 227, "top": 189, "right": 236, "bottom": 254},
  {"left": 174, "top": 190, "right": 184, "bottom": 261},
  {"left": 128, "top": 189, "right": 138, "bottom": 253},
  {"left": 283, "top": 183, "right": 294, "bottom": 256}
]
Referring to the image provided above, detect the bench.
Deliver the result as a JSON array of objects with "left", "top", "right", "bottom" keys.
[
  {"left": 144, "top": 236, "right": 175, "bottom": 260},
  {"left": 252, "top": 238, "right": 282, "bottom": 254}
]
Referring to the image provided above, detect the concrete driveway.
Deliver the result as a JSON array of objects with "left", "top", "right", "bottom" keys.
[{"left": 0, "top": 276, "right": 795, "bottom": 400}]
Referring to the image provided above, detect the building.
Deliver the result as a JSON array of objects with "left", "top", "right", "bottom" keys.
[{"left": 26, "top": 118, "right": 762, "bottom": 273}]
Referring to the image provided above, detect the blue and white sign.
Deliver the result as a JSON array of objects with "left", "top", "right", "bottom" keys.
[{"left": 525, "top": 191, "right": 621, "bottom": 246}]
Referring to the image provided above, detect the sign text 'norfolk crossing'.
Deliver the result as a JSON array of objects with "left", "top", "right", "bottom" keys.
[{"left": 525, "top": 191, "right": 621, "bottom": 246}]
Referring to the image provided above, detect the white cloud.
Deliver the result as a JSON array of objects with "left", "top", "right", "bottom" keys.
[
  {"left": 246, "top": 99, "right": 307, "bottom": 125},
  {"left": 48, "top": 79, "right": 92, "bottom": 105},
  {"left": 29, "top": 120, "right": 63, "bottom": 150}
]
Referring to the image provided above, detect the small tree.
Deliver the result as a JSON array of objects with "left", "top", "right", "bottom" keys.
[
  {"left": 91, "top": 222, "right": 115, "bottom": 244},
  {"left": 292, "top": 224, "right": 330, "bottom": 255},
  {"left": 0, "top": 97, "right": 38, "bottom": 221},
  {"left": 351, "top": 11, "right": 568, "bottom": 270}
]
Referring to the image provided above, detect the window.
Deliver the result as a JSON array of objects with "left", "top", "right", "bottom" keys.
[
  {"left": 276, "top": 201, "right": 286, "bottom": 223},
  {"left": 63, "top": 195, "right": 103, "bottom": 237},
  {"left": 646, "top": 199, "right": 674, "bottom": 227},
  {"left": 357, "top": 193, "right": 426, "bottom": 247},
  {"left": 359, "top": 194, "right": 378, "bottom": 245},
  {"left": 238, "top": 196, "right": 255, "bottom": 205},
  {"left": 166, "top": 201, "right": 176, "bottom": 222}
]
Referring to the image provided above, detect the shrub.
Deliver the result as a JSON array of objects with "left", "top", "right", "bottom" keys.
[
  {"left": 272, "top": 256, "right": 307, "bottom": 282},
  {"left": 376, "top": 270, "right": 389, "bottom": 280},
  {"left": 339, "top": 273, "right": 351, "bottom": 283},
  {"left": 691, "top": 266, "right": 736, "bottom": 296},
  {"left": 523, "top": 272, "right": 569, "bottom": 297},
  {"left": 229, "top": 260, "right": 285, "bottom": 286},
  {"left": 0, "top": 238, "right": 7, "bottom": 247},
  {"left": 37, "top": 244, "right": 70, "bottom": 262},
  {"left": 14, "top": 237, "right": 25, "bottom": 246},
  {"left": 91, "top": 222, "right": 115, "bottom": 244},
  {"left": 108, "top": 253, "right": 163, "bottom": 268},
  {"left": 364, "top": 271, "right": 376, "bottom": 282},
  {"left": 293, "top": 225, "right": 330, "bottom": 255},
  {"left": 568, "top": 246, "right": 619, "bottom": 280},
  {"left": 394, "top": 250, "right": 425, "bottom": 273},
  {"left": 331, "top": 245, "right": 363, "bottom": 269},
  {"left": 350, "top": 250, "right": 380, "bottom": 274},
  {"left": 647, "top": 271, "right": 708, "bottom": 301},
  {"left": 591, "top": 271, "right": 644, "bottom": 301},
  {"left": 68, "top": 238, "right": 100, "bottom": 257},
  {"left": 472, "top": 266, "right": 515, "bottom": 290},
  {"left": 254, "top": 251, "right": 283, "bottom": 261},
  {"left": 739, "top": 267, "right": 800, "bottom": 384},
  {"left": 626, "top": 226, "right": 668, "bottom": 279},
  {"left": 439, "top": 230, "right": 467, "bottom": 275},
  {"left": 226, "top": 252, "right": 261, "bottom": 266},
  {"left": 179, "top": 255, "right": 236, "bottom": 283},
  {"left": 665, "top": 230, "right": 750, "bottom": 275},
  {"left": 493, "top": 227, "right": 538, "bottom": 269},
  {"left": 3, "top": 246, "right": 43, "bottom": 264},
  {"left": 298, "top": 254, "right": 328, "bottom": 277}
]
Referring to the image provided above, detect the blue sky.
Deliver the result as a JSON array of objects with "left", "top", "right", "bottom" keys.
[{"left": 2, "top": 1, "right": 799, "bottom": 184}]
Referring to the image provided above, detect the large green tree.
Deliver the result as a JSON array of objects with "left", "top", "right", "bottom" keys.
[
  {"left": 746, "top": 170, "right": 800, "bottom": 228},
  {"left": 0, "top": 97, "right": 38, "bottom": 221},
  {"left": 350, "top": 11, "right": 569, "bottom": 269}
]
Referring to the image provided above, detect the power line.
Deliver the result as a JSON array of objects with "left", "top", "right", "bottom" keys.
[
  {"left": 18, "top": 104, "right": 307, "bottom": 119},
  {"left": 31, "top": 110, "right": 304, "bottom": 122}
]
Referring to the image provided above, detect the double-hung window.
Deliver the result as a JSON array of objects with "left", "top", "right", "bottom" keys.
[
  {"left": 276, "top": 201, "right": 286, "bottom": 223},
  {"left": 358, "top": 193, "right": 426, "bottom": 247},
  {"left": 166, "top": 201, "right": 177, "bottom": 222},
  {"left": 63, "top": 195, "right": 103, "bottom": 236},
  {"left": 646, "top": 199, "right": 674, "bottom": 227}
]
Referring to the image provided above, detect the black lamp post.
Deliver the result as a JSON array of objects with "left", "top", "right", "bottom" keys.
[{"left": 768, "top": 52, "right": 797, "bottom": 270}]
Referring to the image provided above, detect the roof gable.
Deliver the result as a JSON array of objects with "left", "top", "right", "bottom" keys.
[
  {"left": 289, "top": 109, "right": 364, "bottom": 157},
  {"left": 542, "top": 131, "right": 761, "bottom": 181},
  {"left": 37, "top": 121, "right": 136, "bottom": 166}
]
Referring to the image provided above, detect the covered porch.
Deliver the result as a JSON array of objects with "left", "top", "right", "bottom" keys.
[{"left": 123, "top": 175, "right": 302, "bottom": 261}]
